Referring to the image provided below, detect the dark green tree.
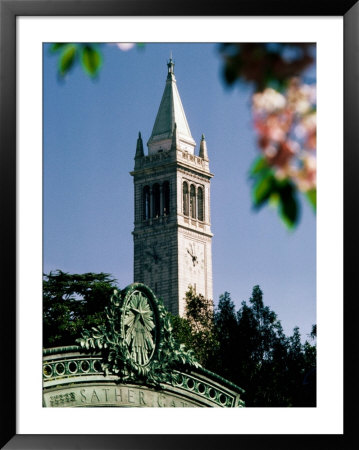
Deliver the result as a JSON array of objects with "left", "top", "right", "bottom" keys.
[
  {"left": 215, "top": 286, "right": 316, "bottom": 406},
  {"left": 299, "top": 324, "right": 316, "bottom": 406},
  {"left": 210, "top": 292, "right": 238, "bottom": 378},
  {"left": 232, "top": 286, "right": 289, "bottom": 406},
  {"left": 43, "top": 270, "right": 118, "bottom": 348},
  {"left": 176, "top": 284, "right": 317, "bottom": 407}
]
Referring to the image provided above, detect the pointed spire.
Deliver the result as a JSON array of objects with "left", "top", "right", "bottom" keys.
[
  {"left": 135, "top": 131, "right": 144, "bottom": 158},
  {"left": 147, "top": 59, "right": 196, "bottom": 154},
  {"left": 199, "top": 134, "right": 209, "bottom": 160}
]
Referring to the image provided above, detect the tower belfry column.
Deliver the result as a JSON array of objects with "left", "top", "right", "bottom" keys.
[{"left": 130, "top": 58, "right": 214, "bottom": 316}]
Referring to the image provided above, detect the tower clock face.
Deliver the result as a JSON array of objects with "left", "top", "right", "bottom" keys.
[
  {"left": 185, "top": 242, "right": 204, "bottom": 276},
  {"left": 144, "top": 242, "right": 169, "bottom": 275},
  {"left": 146, "top": 243, "right": 162, "bottom": 265}
]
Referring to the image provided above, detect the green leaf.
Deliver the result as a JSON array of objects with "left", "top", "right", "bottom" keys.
[
  {"left": 268, "top": 191, "right": 280, "bottom": 207},
  {"left": 278, "top": 182, "right": 299, "bottom": 229},
  {"left": 81, "top": 45, "right": 102, "bottom": 77},
  {"left": 59, "top": 45, "right": 77, "bottom": 76},
  {"left": 250, "top": 156, "right": 270, "bottom": 176},
  {"left": 50, "top": 43, "right": 67, "bottom": 53},
  {"left": 306, "top": 188, "right": 316, "bottom": 211},
  {"left": 253, "top": 173, "right": 275, "bottom": 208}
]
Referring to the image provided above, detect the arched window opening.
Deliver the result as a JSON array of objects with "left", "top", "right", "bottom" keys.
[
  {"left": 190, "top": 184, "right": 196, "bottom": 219},
  {"left": 197, "top": 187, "right": 204, "bottom": 221},
  {"left": 163, "top": 181, "right": 170, "bottom": 216},
  {"left": 183, "top": 182, "right": 189, "bottom": 216},
  {"left": 143, "top": 186, "right": 150, "bottom": 220},
  {"left": 152, "top": 183, "right": 160, "bottom": 218}
]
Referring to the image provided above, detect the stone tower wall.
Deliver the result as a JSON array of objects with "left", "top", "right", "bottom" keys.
[{"left": 131, "top": 62, "right": 213, "bottom": 316}]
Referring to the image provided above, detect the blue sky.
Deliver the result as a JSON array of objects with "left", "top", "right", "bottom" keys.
[{"left": 43, "top": 43, "right": 316, "bottom": 340}]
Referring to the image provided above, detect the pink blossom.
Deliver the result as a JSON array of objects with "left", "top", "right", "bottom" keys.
[{"left": 252, "top": 78, "right": 317, "bottom": 193}]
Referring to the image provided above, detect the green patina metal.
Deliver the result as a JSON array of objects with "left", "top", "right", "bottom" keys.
[
  {"left": 43, "top": 350, "right": 245, "bottom": 407},
  {"left": 43, "top": 283, "right": 245, "bottom": 407},
  {"left": 76, "top": 283, "right": 201, "bottom": 385}
]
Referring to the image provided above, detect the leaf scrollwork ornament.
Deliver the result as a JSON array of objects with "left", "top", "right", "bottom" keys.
[{"left": 77, "top": 283, "right": 201, "bottom": 386}]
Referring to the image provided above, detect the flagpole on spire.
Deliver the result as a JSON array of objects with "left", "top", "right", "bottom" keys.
[{"left": 167, "top": 53, "right": 175, "bottom": 79}]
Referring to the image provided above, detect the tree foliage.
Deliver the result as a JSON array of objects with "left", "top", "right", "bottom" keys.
[
  {"left": 43, "top": 270, "right": 118, "bottom": 348},
  {"left": 50, "top": 43, "right": 103, "bottom": 78},
  {"left": 43, "top": 272, "right": 316, "bottom": 407},
  {"left": 172, "top": 285, "right": 316, "bottom": 407},
  {"left": 170, "top": 286, "right": 219, "bottom": 366}
]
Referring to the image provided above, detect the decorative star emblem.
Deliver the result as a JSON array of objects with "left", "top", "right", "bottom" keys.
[{"left": 123, "top": 292, "right": 156, "bottom": 366}]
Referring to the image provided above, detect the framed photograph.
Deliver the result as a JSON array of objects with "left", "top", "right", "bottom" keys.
[{"left": 1, "top": 0, "right": 356, "bottom": 448}]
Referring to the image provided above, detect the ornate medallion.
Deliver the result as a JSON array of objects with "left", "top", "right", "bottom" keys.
[
  {"left": 77, "top": 283, "right": 201, "bottom": 385},
  {"left": 122, "top": 289, "right": 156, "bottom": 366}
]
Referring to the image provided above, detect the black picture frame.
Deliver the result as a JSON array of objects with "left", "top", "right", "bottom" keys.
[{"left": 1, "top": 0, "right": 357, "bottom": 448}]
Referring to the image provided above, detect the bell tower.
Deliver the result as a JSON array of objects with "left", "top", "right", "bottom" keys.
[{"left": 130, "top": 58, "right": 213, "bottom": 316}]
